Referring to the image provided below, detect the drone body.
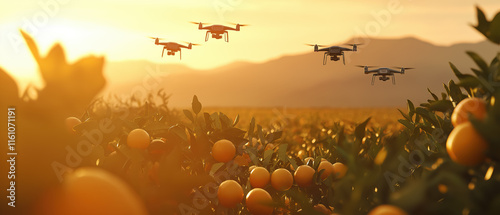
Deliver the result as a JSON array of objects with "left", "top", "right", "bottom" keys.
[
  {"left": 308, "top": 44, "right": 360, "bottom": 65},
  {"left": 359, "top": 66, "right": 413, "bottom": 85},
  {"left": 150, "top": 37, "right": 198, "bottom": 60},
  {"left": 191, "top": 22, "right": 247, "bottom": 42}
]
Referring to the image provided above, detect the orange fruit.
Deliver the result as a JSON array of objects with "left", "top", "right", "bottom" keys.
[
  {"left": 314, "top": 204, "right": 332, "bottom": 214},
  {"left": 446, "top": 122, "right": 488, "bottom": 166},
  {"left": 217, "top": 180, "right": 244, "bottom": 208},
  {"left": 271, "top": 168, "right": 293, "bottom": 191},
  {"left": 57, "top": 167, "right": 148, "bottom": 215},
  {"left": 451, "top": 98, "right": 487, "bottom": 127},
  {"left": 318, "top": 161, "right": 334, "bottom": 180},
  {"left": 212, "top": 139, "right": 236, "bottom": 163},
  {"left": 148, "top": 138, "right": 172, "bottom": 156},
  {"left": 65, "top": 117, "right": 81, "bottom": 134},
  {"left": 250, "top": 167, "right": 271, "bottom": 188},
  {"left": 294, "top": 165, "right": 315, "bottom": 187},
  {"left": 127, "top": 129, "right": 150, "bottom": 149},
  {"left": 332, "top": 162, "right": 348, "bottom": 179},
  {"left": 368, "top": 205, "right": 408, "bottom": 215},
  {"left": 245, "top": 188, "right": 273, "bottom": 215}
]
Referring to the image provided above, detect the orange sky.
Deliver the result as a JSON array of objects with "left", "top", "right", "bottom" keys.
[{"left": 1, "top": 0, "right": 499, "bottom": 89}]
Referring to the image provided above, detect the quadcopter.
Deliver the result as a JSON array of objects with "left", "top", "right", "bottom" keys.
[
  {"left": 190, "top": 22, "right": 248, "bottom": 42},
  {"left": 306, "top": 44, "right": 361, "bottom": 65},
  {"left": 358, "top": 66, "right": 414, "bottom": 85},
  {"left": 149, "top": 37, "right": 199, "bottom": 60}
]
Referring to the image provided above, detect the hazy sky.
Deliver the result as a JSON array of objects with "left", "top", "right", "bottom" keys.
[{"left": 1, "top": 0, "right": 499, "bottom": 87}]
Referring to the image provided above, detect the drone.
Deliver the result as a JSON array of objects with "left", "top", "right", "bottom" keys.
[
  {"left": 190, "top": 22, "right": 248, "bottom": 42},
  {"left": 358, "top": 66, "right": 414, "bottom": 85},
  {"left": 306, "top": 44, "right": 361, "bottom": 65},
  {"left": 149, "top": 37, "right": 199, "bottom": 60}
]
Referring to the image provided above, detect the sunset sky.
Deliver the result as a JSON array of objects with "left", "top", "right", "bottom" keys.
[{"left": 1, "top": 0, "right": 499, "bottom": 88}]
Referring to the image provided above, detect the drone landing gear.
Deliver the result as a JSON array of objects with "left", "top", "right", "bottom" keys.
[
  {"left": 323, "top": 52, "right": 328, "bottom": 65},
  {"left": 205, "top": 31, "right": 229, "bottom": 42},
  {"left": 371, "top": 75, "right": 376, "bottom": 85},
  {"left": 205, "top": 31, "right": 211, "bottom": 42},
  {"left": 392, "top": 75, "right": 396, "bottom": 85}
]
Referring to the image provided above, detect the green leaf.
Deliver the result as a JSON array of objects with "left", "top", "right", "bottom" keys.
[
  {"left": 192, "top": 95, "right": 202, "bottom": 115},
  {"left": 246, "top": 148, "right": 261, "bottom": 166},
  {"left": 354, "top": 117, "right": 371, "bottom": 140},
  {"left": 398, "top": 119, "right": 414, "bottom": 131},
  {"left": 266, "top": 131, "right": 283, "bottom": 143},
  {"left": 449, "top": 62, "right": 468, "bottom": 80},
  {"left": 427, "top": 88, "right": 439, "bottom": 101},
  {"left": 449, "top": 80, "right": 465, "bottom": 103},
  {"left": 263, "top": 149, "right": 274, "bottom": 166},
  {"left": 467, "top": 51, "right": 489, "bottom": 76},
  {"left": 233, "top": 114, "right": 240, "bottom": 127},
  {"left": 488, "top": 12, "right": 500, "bottom": 44},
  {"left": 398, "top": 109, "right": 411, "bottom": 122},
  {"left": 183, "top": 109, "right": 194, "bottom": 122},
  {"left": 209, "top": 163, "right": 225, "bottom": 176},
  {"left": 20, "top": 30, "right": 41, "bottom": 64},
  {"left": 248, "top": 117, "right": 255, "bottom": 140},
  {"left": 473, "top": 6, "right": 489, "bottom": 35},
  {"left": 278, "top": 144, "right": 288, "bottom": 162},
  {"left": 427, "top": 100, "right": 454, "bottom": 112}
]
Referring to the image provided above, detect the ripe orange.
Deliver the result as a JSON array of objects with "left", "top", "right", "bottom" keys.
[
  {"left": 446, "top": 122, "right": 489, "bottom": 166},
  {"left": 271, "top": 168, "right": 294, "bottom": 191},
  {"left": 318, "top": 161, "right": 334, "bottom": 180},
  {"left": 294, "top": 165, "right": 315, "bottom": 187},
  {"left": 212, "top": 139, "right": 236, "bottom": 163},
  {"left": 217, "top": 180, "right": 244, "bottom": 208},
  {"left": 250, "top": 167, "right": 271, "bottom": 188},
  {"left": 451, "top": 98, "right": 487, "bottom": 127},
  {"left": 65, "top": 117, "right": 81, "bottom": 134},
  {"left": 57, "top": 167, "right": 148, "bottom": 215},
  {"left": 148, "top": 138, "right": 172, "bottom": 156},
  {"left": 332, "top": 162, "right": 348, "bottom": 179},
  {"left": 368, "top": 205, "right": 408, "bottom": 215},
  {"left": 245, "top": 188, "right": 273, "bottom": 215},
  {"left": 127, "top": 128, "right": 150, "bottom": 149}
]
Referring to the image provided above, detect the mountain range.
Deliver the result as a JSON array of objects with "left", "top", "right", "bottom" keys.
[{"left": 102, "top": 37, "right": 499, "bottom": 108}]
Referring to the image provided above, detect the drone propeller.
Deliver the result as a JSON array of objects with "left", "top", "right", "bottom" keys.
[
  {"left": 392, "top": 67, "right": 415, "bottom": 70},
  {"left": 305, "top": 44, "right": 327, "bottom": 47},
  {"left": 181, "top": 41, "right": 201, "bottom": 46},
  {"left": 347, "top": 43, "right": 363, "bottom": 46},
  {"left": 227, "top": 22, "right": 249, "bottom": 26},
  {"left": 356, "top": 65, "right": 378, "bottom": 68},
  {"left": 189, "top": 21, "right": 211, "bottom": 25},
  {"left": 148, "top": 36, "right": 167, "bottom": 40}
]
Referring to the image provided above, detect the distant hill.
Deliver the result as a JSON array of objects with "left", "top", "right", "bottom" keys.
[{"left": 102, "top": 37, "right": 499, "bottom": 107}]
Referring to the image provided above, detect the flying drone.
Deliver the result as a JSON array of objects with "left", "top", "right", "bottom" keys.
[
  {"left": 190, "top": 22, "right": 248, "bottom": 42},
  {"left": 306, "top": 44, "right": 361, "bottom": 65},
  {"left": 357, "top": 66, "right": 414, "bottom": 85},
  {"left": 149, "top": 37, "right": 199, "bottom": 60}
]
